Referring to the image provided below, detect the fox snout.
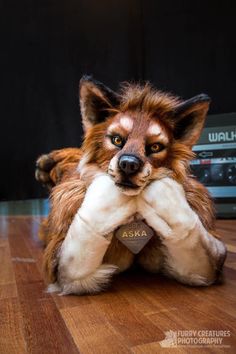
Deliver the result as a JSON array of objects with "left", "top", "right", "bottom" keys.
[
  {"left": 118, "top": 154, "right": 143, "bottom": 175},
  {"left": 108, "top": 151, "right": 152, "bottom": 196}
]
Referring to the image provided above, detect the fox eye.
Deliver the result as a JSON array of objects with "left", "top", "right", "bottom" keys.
[
  {"left": 146, "top": 143, "right": 165, "bottom": 155},
  {"left": 111, "top": 135, "right": 124, "bottom": 148}
]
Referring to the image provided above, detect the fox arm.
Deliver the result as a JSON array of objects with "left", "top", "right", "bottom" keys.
[
  {"left": 42, "top": 173, "right": 86, "bottom": 282},
  {"left": 46, "top": 174, "right": 136, "bottom": 295},
  {"left": 138, "top": 178, "right": 227, "bottom": 285}
]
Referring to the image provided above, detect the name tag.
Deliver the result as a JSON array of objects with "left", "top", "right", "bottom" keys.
[{"left": 115, "top": 220, "right": 154, "bottom": 254}]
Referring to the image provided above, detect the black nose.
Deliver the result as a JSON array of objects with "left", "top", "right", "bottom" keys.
[{"left": 118, "top": 155, "right": 142, "bottom": 175}]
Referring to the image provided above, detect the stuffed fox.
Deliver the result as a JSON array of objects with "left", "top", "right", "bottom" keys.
[{"left": 36, "top": 76, "right": 226, "bottom": 295}]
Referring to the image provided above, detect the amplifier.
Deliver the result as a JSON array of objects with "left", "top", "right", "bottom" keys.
[{"left": 191, "top": 113, "right": 236, "bottom": 218}]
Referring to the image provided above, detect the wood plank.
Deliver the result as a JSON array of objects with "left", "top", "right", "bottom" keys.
[
  {"left": 16, "top": 281, "right": 79, "bottom": 354},
  {"left": 0, "top": 297, "right": 27, "bottom": 354},
  {"left": 6, "top": 216, "right": 79, "bottom": 354},
  {"left": 0, "top": 240, "right": 17, "bottom": 299},
  {"left": 0, "top": 240, "right": 15, "bottom": 285},
  {"left": 52, "top": 292, "right": 91, "bottom": 310},
  {"left": 61, "top": 304, "right": 131, "bottom": 354},
  {"left": 226, "top": 245, "right": 236, "bottom": 253},
  {"left": 7, "top": 218, "right": 42, "bottom": 284},
  {"left": 0, "top": 283, "right": 17, "bottom": 300},
  {"left": 225, "top": 252, "right": 236, "bottom": 270},
  {"left": 89, "top": 289, "right": 163, "bottom": 346},
  {"left": 132, "top": 342, "right": 193, "bottom": 354},
  {"left": 112, "top": 271, "right": 236, "bottom": 347},
  {"left": 132, "top": 342, "right": 229, "bottom": 354},
  {"left": 0, "top": 213, "right": 235, "bottom": 353},
  {"left": 14, "top": 216, "right": 46, "bottom": 278},
  {"left": 113, "top": 276, "right": 161, "bottom": 316},
  {"left": 112, "top": 272, "right": 166, "bottom": 316}
]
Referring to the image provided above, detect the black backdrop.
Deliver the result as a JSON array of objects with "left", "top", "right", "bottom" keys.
[{"left": 1, "top": 0, "right": 235, "bottom": 200}]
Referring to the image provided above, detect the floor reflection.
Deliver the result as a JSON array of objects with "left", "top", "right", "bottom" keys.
[{"left": 0, "top": 199, "right": 49, "bottom": 216}]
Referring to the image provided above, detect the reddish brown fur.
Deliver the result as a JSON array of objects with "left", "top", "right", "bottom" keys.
[
  {"left": 38, "top": 82, "right": 218, "bottom": 283},
  {"left": 36, "top": 148, "right": 82, "bottom": 187},
  {"left": 39, "top": 173, "right": 86, "bottom": 282}
]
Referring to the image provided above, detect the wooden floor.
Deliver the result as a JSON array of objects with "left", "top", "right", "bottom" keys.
[{"left": 0, "top": 201, "right": 236, "bottom": 353}]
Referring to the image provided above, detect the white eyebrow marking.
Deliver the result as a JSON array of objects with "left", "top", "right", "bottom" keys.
[
  {"left": 120, "top": 116, "right": 133, "bottom": 131},
  {"left": 147, "top": 123, "right": 169, "bottom": 144},
  {"left": 107, "top": 122, "right": 120, "bottom": 132},
  {"left": 147, "top": 123, "right": 162, "bottom": 136}
]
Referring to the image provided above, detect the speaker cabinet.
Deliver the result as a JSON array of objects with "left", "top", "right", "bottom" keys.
[{"left": 191, "top": 113, "right": 236, "bottom": 218}]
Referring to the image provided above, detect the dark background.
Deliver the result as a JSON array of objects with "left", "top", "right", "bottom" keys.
[{"left": 1, "top": 0, "right": 235, "bottom": 200}]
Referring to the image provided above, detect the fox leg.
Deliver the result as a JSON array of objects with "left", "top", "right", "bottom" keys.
[
  {"left": 47, "top": 175, "right": 136, "bottom": 295},
  {"left": 56, "top": 215, "right": 116, "bottom": 295},
  {"left": 138, "top": 178, "right": 227, "bottom": 286},
  {"left": 35, "top": 147, "right": 82, "bottom": 188},
  {"left": 159, "top": 220, "right": 227, "bottom": 286}
]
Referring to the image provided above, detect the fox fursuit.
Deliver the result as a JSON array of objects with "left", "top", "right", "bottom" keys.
[{"left": 36, "top": 76, "right": 226, "bottom": 295}]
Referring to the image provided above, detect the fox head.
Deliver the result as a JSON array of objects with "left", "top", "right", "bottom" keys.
[{"left": 78, "top": 76, "right": 210, "bottom": 195}]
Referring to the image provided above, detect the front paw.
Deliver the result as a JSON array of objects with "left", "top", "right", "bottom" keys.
[
  {"left": 138, "top": 178, "right": 198, "bottom": 240},
  {"left": 78, "top": 175, "right": 137, "bottom": 235},
  {"left": 53, "top": 264, "right": 117, "bottom": 295}
]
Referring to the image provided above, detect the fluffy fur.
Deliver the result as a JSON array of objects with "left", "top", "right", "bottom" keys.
[{"left": 36, "top": 76, "right": 226, "bottom": 295}]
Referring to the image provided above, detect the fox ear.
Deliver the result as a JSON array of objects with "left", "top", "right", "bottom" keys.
[
  {"left": 173, "top": 94, "right": 211, "bottom": 147},
  {"left": 79, "top": 75, "right": 119, "bottom": 131}
]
